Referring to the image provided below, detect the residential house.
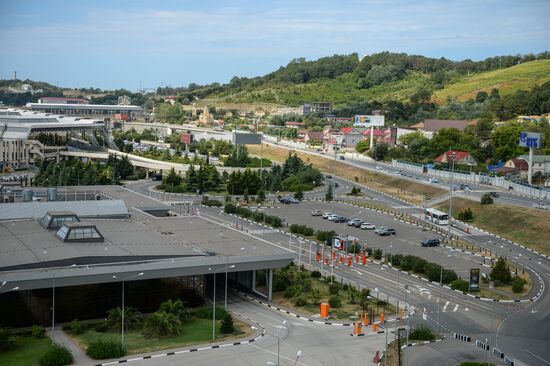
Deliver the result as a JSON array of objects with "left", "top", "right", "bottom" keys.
[
  {"left": 517, "top": 155, "right": 550, "bottom": 175},
  {"left": 304, "top": 131, "right": 323, "bottom": 146},
  {"left": 499, "top": 158, "right": 530, "bottom": 178},
  {"left": 412, "top": 119, "right": 474, "bottom": 138},
  {"left": 434, "top": 151, "right": 477, "bottom": 166},
  {"left": 285, "top": 121, "right": 305, "bottom": 129},
  {"left": 340, "top": 127, "right": 364, "bottom": 148},
  {"left": 361, "top": 128, "right": 390, "bottom": 145},
  {"left": 303, "top": 102, "right": 332, "bottom": 114}
]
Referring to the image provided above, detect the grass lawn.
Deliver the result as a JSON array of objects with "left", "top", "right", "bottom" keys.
[
  {"left": 247, "top": 144, "right": 446, "bottom": 204},
  {"left": 70, "top": 318, "right": 251, "bottom": 355},
  {"left": 479, "top": 271, "right": 532, "bottom": 300},
  {"left": 437, "top": 198, "right": 550, "bottom": 255},
  {"left": 273, "top": 276, "right": 396, "bottom": 321},
  {"left": 0, "top": 336, "right": 52, "bottom": 366}
]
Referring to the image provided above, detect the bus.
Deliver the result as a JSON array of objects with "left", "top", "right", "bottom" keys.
[{"left": 424, "top": 208, "right": 449, "bottom": 225}]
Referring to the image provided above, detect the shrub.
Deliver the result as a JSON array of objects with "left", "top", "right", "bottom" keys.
[
  {"left": 411, "top": 257, "right": 428, "bottom": 274},
  {"left": 143, "top": 311, "right": 182, "bottom": 339},
  {"left": 442, "top": 269, "right": 458, "bottom": 284},
  {"left": 409, "top": 325, "right": 435, "bottom": 341},
  {"left": 316, "top": 230, "right": 336, "bottom": 245},
  {"left": 220, "top": 313, "right": 235, "bottom": 334},
  {"left": 458, "top": 207, "right": 474, "bottom": 221},
  {"left": 373, "top": 249, "right": 383, "bottom": 260},
  {"left": 194, "top": 305, "right": 228, "bottom": 320},
  {"left": 0, "top": 326, "right": 16, "bottom": 351},
  {"left": 329, "top": 283, "right": 341, "bottom": 295},
  {"left": 70, "top": 319, "right": 84, "bottom": 335},
  {"left": 204, "top": 199, "right": 223, "bottom": 207},
  {"left": 86, "top": 338, "right": 127, "bottom": 360},
  {"left": 290, "top": 224, "right": 314, "bottom": 236},
  {"left": 94, "top": 322, "right": 110, "bottom": 333},
  {"left": 32, "top": 325, "right": 46, "bottom": 338},
  {"left": 294, "top": 189, "right": 304, "bottom": 201},
  {"left": 106, "top": 306, "right": 141, "bottom": 331},
  {"left": 424, "top": 263, "right": 442, "bottom": 282},
  {"left": 451, "top": 279, "right": 470, "bottom": 292},
  {"left": 39, "top": 344, "right": 73, "bottom": 366},
  {"left": 284, "top": 285, "right": 301, "bottom": 298},
  {"left": 310, "top": 270, "right": 321, "bottom": 278},
  {"left": 293, "top": 295, "right": 308, "bottom": 307},
  {"left": 480, "top": 193, "right": 493, "bottom": 205},
  {"left": 310, "top": 289, "right": 321, "bottom": 305},
  {"left": 366, "top": 247, "right": 373, "bottom": 256},
  {"left": 329, "top": 295, "right": 342, "bottom": 308},
  {"left": 512, "top": 277, "right": 526, "bottom": 293},
  {"left": 159, "top": 299, "right": 191, "bottom": 322},
  {"left": 224, "top": 203, "right": 237, "bottom": 214}
]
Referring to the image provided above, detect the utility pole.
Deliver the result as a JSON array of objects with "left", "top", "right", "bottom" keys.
[{"left": 447, "top": 152, "right": 457, "bottom": 240}]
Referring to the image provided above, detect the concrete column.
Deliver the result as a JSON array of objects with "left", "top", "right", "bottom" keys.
[
  {"left": 267, "top": 269, "right": 273, "bottom": 301},
  {"left": 251, "top": 270, "right": 256, "bottom": 293},
  {"left": 369, "top": 126, "right": 374, "bottom": 149}
]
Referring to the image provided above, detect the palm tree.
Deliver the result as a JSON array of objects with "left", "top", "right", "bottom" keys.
[
  {"left": 106, "top": 306, "right": 142, "bottom": 331},
  {"left": 159, "top": 299, "right": 191, "bottom": 322},
  {"left": 143, "top": 311, "right": 182, "bottom": 339}
]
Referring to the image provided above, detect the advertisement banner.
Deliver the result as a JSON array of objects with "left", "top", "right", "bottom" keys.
[
  {"left": 469, "top": 268, "right": 480, "bottom": 292},
  {"left": 180, "top": 132, "right": 193, "bottom": 144},
  {"left": 332, "top": 237, "right": 344, "bottom": 250},
  {"left": 519, "top": 132, "right": 541, "bottom": 148},
  {"left": 232, "top": 132, "right": 262, "bottom": 145},
  {"left": 353, "top": 115, "right": 385, "bottom": 128}
]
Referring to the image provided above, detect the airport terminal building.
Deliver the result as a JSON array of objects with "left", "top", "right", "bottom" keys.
[{"left": 0, "top": 185, "right": 294, "bottom": 326}]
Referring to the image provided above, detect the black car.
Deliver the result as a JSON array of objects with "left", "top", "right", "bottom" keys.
[
  {"left": 490, "top": 191, "right": 500, "bottom": 198},
  {"left": 421, "top": 238, "right": 440, "bottom": 247},
  {"left": 151, "top": 174, "right": 162, "bottom": 181},
  {"left": 279, "top": 197, "right": 291, "bottom": 204},
  {"left": 333, "top": 216, "right": 348, "bottom": 223},
  {"left": 325, "top": 175, "right": 333, "bottom": 179}
]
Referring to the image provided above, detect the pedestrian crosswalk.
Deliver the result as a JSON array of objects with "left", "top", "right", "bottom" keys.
[{"left": 413, "top": 285, "right": 462, "bottom": 313}]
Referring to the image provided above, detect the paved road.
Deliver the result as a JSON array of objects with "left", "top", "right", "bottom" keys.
[
  {"left": 121, "top": 293, "right": 386, "bottom": 366},
  {"left": 125, "top": 177, "right": 550, "bottom": 365}
]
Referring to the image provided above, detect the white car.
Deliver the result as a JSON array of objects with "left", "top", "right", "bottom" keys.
[
  {"left": 327, "top": 214, "right": 339, "bottom": 221},
  {"left": 428, "top": 178, "right": 440, "bottom": 184},
  {"left": 360, "top": 223, "right": 376, "bottom": 230},
  {"left": 312, "top": 210, "right": 323, "bottom": 216},
  {"left": 322, "top": 212, "right": 334, "bottom": 219}
]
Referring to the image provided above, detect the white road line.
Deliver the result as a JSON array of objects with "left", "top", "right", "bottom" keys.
[
  {"left": 442, "top": 301, "right": 450, "bottom": 312},
  {"left": 453, "top": 304, "right": 459, "bottom": 312}
]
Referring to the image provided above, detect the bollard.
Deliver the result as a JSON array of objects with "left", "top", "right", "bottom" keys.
[
  {"left": 372, "top": 322, "right": 378, "bottom": 332},
  {"left": 380, "top": 313, "right": 385, "bottom": 323}
]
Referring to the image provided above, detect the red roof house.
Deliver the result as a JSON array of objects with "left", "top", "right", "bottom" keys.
[{"left": 434, "top": 151, "right": 477, "bottom": 166}]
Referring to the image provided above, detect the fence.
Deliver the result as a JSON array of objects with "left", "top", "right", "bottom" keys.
[{"left": 392, "top": 160, "right": 549, "bottom": 200}]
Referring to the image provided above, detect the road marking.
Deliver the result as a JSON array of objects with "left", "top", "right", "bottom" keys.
[
  {"left": 465, "top": 308, "right": 469, "bottom": 312},
  {"left": 453, "top": 304, "right": 459, "bottom": 312},
  {"left": 524, "top": 349, "right": 550, "bottom": 365},
  {"left": 442, "top": 301, "right": 450, "bottom": 312}
]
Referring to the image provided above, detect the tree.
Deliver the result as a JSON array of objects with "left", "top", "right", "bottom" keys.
[
  {"left": 355, "top": 140, "right": 370, "bottom": 153},
  {"left": 294, "top": 189, "right": 304, "bottom": 201},
  {"left": 370, "top": 142, "right": 389, "bottom": 161},
  {"left": 310, "top": 288, "right": 321, "bottom": 305},
  {"left": 257, "top": 187, "right": 266, "bottom": 204},
  {"left": 159, "top": 299, "right": 191, "bottom": 322},
  {"left": 325, "top": 184, "right": 333, "bottom": 201},
  {"left": 490, "top": 257, "right": 512, "bottom": 285},
  {"left": 220, "top": 313, "right": 235, "bottom": 334},
  {"left": 491, "top": 122, "right": 525, "bottom": 162},
  {"left": 143, "top": 311, "right": 182, "bottom": 339},
  {"left": 106, "top": 306, "right": 141, "bottom": 331}
]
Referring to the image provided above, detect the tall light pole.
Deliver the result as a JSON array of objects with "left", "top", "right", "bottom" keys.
[
  {"left": 224, "top": 256, "right": 236, "bottom": 310},
  {"left": 208, "top": 267, "right": 219, "bottom": 340},
  {"left": 405, "top": 286, "right": 411, "bottom": 366},
  {"left": 113, "top": 272, "right": 144, "bottom": 348},
  {"left": 447, "top": 152, "right": 457, "bottom": 240}
]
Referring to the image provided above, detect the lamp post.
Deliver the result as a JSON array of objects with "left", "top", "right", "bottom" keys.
[
  {"left": 447, "top": 152, "right": 457, "bottom": 240},
  {"left": 224, "top": 255, "right": 237, "bottom": 310},
  {"left": 112, "top": 272, "right": 144, "bottom": 348},
  {"left": 405, "top": 285, "right": 411, "bottom": 366},
  {"left": 293, "top": 350, "right": 303, "bottom": 366}
]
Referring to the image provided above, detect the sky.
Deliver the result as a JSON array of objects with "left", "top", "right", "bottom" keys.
[{"left": 0, "top": 0, "right": 548, "bottom": 90}]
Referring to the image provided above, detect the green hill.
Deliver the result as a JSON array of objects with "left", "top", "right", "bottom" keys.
[
  {"left": 434, "top": 59, "right": 550, "bottom": 103},
  {"left": 195, "top": 52, "right": 550, "bottom": 109}
]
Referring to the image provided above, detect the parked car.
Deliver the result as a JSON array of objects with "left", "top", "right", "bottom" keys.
[
  {"left": 375, "top": 227, "right": 396, "bottom": 236},
  {"left": 327, "top": 214, "right": 339, "bottom": 221},
  {"left": 428, "top": 178, "right": 440, "bottom": 184},
  {"left": 421, "top": 238, "right": 440, "bottom": 247},
  {"left": 489, "top": 191, "right": 500, "bottom": 198},
  {"left": 360, "top": 222, "right": 376, "bottom": 230},
  {"left": 279, "top": 197, "right": 292, "bottom": 204},
  {"left": 347, "top": 218, "right": 363, "bottom": 227},
  {"left": 333, "top": 216, "right": 348, "bottom": 223},
  {"left": 460, "top": 183, "right": 471, "bottom": 190},
  {"left": 322, "top": 212, "right": 335, "bottom": 219},
  {"left": 151, "top": 174, "right": 163, "bottom": 181},
  {"left": 312, "top": 210, "right": 323, "bottom": 216},
  {"left": 289, "top": 197, "right": 300, "bottom": 204}
]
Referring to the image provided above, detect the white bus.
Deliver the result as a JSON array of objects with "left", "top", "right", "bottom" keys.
[{"left": 424, "top": 208, "right": 449, "bottom": 225}]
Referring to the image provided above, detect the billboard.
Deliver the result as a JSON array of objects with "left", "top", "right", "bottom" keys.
[
  {"left": 330, "top": 134, "right": 344, "bottom": 146},
  {"left": 332, "top": 237, "right": 344, "bottom": 250},
  {"left": 232, "top": 132, "right": 262, "bottom": 145},
  {"left": 519, "top": 132, "right": 542, "bottom": 148},
  {"left": 469, "top": 268, "right": 480, "bottom": 292},
  {"left": 180, "top": 132, "right": 193, "bottom": 144},
  {"left": 353, "top": 115, "right": 385, "bottom": 128}
]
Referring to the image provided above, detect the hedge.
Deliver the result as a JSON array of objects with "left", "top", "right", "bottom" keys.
[{"left": 224, "top": 204, "right": 282, "bottom": 227}]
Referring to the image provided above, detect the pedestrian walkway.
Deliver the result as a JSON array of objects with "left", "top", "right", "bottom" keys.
[{"left": 47, "top": 327, "right": 93, "bottom": 365}]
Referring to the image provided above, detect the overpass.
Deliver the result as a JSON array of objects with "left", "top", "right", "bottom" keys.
[
  {"left": 60, "top": 148, "right": 254, "bottom": 175},
  {"left": 120, "top": 121, "right": 231, "bottom": 140}
]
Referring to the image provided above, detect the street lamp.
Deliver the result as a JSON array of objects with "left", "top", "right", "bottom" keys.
[
  {"left": 293, "top": 350, "right": 303, "bottom": 366},
  {"left": 447, "top": 152, "right": 457, "bottom": 240},
  {"left": 259, "top": 320, "right": 287, "bottom": 366},
  {"left": 405, "top": 285, "right": 411, "bottom": 366},
  {"left": 112, "top": 272, "right": 144, "bottom": 347}
]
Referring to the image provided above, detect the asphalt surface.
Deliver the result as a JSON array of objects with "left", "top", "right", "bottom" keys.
[{"left": 125, "top": 175, "right": 550, "bottom": 366}]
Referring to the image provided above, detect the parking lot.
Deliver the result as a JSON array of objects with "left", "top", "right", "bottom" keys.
[{"left": 267, "top": 200, "right": 489, "bottom": 278}]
